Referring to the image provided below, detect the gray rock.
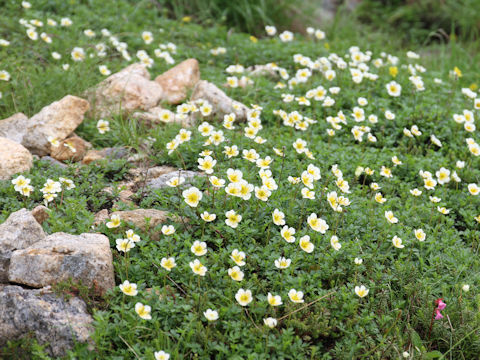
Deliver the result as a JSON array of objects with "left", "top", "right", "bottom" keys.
[
  {"left": 147, "top": 169, "right": 200, "bottom": 190},
  {"left": 0, "top": 209, "right": 46, "bottom": 281},
  {"left": 40, "top": 156, "right": 68, "bottom": 168},
  {"left": 0, "top": 252, "right": 10, "bottom": 283},
  {"left": 190, "top": 80, "right": 249, "bottom": 122},
  {"left": 0, "top": 209, "right": 46, "bottom": 252},
  {"left": 8, "top": 232, "right": 114, "bottom": 295},
  {"left": 0, "top": 113, "right": 29, "bottom": 143},
  {"left": 0, "top": 285, "right": 93, "bottom": 357}
]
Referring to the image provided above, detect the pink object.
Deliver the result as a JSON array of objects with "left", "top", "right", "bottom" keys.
[
  {"left": 437, "top": 300, "right": 446, "bottom": 311},
  {"left": 434, "top": 309, "right": 444, "bottom": 320}
]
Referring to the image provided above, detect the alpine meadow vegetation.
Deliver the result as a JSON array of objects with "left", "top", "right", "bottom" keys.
[{"left": 1, "top": 0, "right": 480, "bottom": 359}]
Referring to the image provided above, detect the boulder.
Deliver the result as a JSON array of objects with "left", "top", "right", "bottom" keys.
[
  {"left": 0, "top": 285, "right": 93, "bottom": 357},
  {"left": 0, "top": 208, "right": 46, "bottom": 282},
  {"left": 22, "top": 95, "right": 90, "bottom": 156},
  {"left": 155, "top": 58, "right": 200, "bottom": 104},
  {"left": 142, "top": 165, "right": 178, "bottom": 179},
  {"left": 85, "top": 63, "right": 164, "bottom": 118},
  {"left": 0, "top": 112, "right": 29, "bottom": 143},
  {"left": 146, "top": 169, "right": 200, "bottom": 190},
  {"left": 50, "top": 135, "right": 89, "bottom": 162},
  {"left": 0, "top": 209, "right": 47, "bottom": 252},
  {"left": 0, "top": 137, "right": 33, "bottom": 180},
  {"left": 112, "top": 209, "right": 169, "bottom": 232},
  {"left": 8, "top": 232, "right": 114, "bottom": 295},
  {"left": 190, "top": 80, "right": 249, "bottom": 122},
  {"left": 40, "top": 155, "right": 68, "bottom": 168}
]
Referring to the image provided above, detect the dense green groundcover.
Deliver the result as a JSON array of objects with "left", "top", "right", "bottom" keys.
[{"left": 1, "top": 0, "right": 480, "bottom": 359}]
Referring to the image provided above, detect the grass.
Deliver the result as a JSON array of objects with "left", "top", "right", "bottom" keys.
[{"left": 1, "top": 0, "right": 480, "bottom": 359}]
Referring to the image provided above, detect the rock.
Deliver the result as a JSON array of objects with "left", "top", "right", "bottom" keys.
[
  {"left": 85, "top": 63, "right": 164, "bottom": 118},
  {"left": 21, "top": 95, "right": 89, "bottom": 156},
  {"left": 82, "top": 150, "right": 103, "bottom": 165},
  {"left": 40, "top": 156, "right": 68, "bottom": 168},
  {"left": 146, "top": 169, "right": 200, "bottom": 190},
  {"left": 0, "top": 208, "right": 46, "bottom": 252},
  {"left": 118, "top": 190, "right": 134, "bottom": 203},
  {"left": 132, "top": 106, "right": 191, "bottom": 127},
  {"left": 8, "top": 232, "right": 114, "bottom": 295},
  {"left": 0, "top": 285, "right": 93, "bottom": 357},
  {"left": 190, "top": 80, "right": 249, "bottom": 122},
  {"left": 0, "top": 112, "right": 29, "bottom": 143},
  {"left": 247, "top": 64, "right": 278, "bottom": 78},
  {"left": 50, "top": 135, "right": 89, "bottom": 162},
  {"left": 126, "top": 152, "right": 148, "bottom": 164},
  {"left": 82, "top": 146, "right": 131, "bottom": 165},
  {"left": 93, "top": 209, "right": 109, "bottom": 226},
  {"left": 102, "top": 146, "right": 131, "bottom": 159},
  {"left": 31, "top": 205, "right": 49, "bottom": 225},
  {"left": 112, "top": 209, "right": 169, "bottom": 232},
  {"left": 0, "top": 209, "right": 46, "bottom": 282},
  {"left": 155, "top": 59, "right": 200, "bottom": 104},
  {"left": 0, "top": 137, "right": 33, "bottom": 180}
]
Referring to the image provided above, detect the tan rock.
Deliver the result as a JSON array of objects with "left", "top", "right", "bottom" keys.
[
  {"left": 93, "top": 209, "right": 109, "bottom": 227},
  {"left": 85, "top": 63, "right": 164, "bottom": 118},
  {"left": 82, "top": 150, "right": 104, "bottom": 165},
  {"left": 0, "top": 113, "right": 29, "bottom": 143},
  {"left": 0, "top": 137, "right": 33, "bottom": 180},
  {"left": 8, "top": 232, "right": 115, "bottom": 295},
  {"left": 31, "top": 205, "right": 49, "bottom": 225},
  {"left": 191, "top": 80, "right": 249, "bottom": 122},
  {"left": 22, "top": 95, "right": 89, "bottom": 156},
  {"left": 155, "top": 59, "right": 200, "bottom": 104},
  {"left": 119, "top": 190, "right": 134, "bottom": 203},
  {"left": 50, "top": 135, "right": 89, "bottom": 162},
  {"left": 113, "top": 209, "right": 169, "bottom": 232}
]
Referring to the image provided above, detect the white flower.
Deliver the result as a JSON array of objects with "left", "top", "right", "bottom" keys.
[
  {"left": 225, "top": 210, "right": 242, "bottom": 228},
  {"left": 288, "top": 289, "right": 304, "bottom": 303},
  {"left": 265, "top": 25, "right": 277, "bottom": 36},
  {"left": 71, "top": 47, "right": 86, "bottom": 61},
  {"left": 274, "top": 257, "right": 291, "bottom": 269},
  {"left": 203, "top": 309, "right": 219, "bottom": 321},
  {"left": 279, "top": 31, "right": 293, "bottom": 42},
  {"left": 182, "top": 187, "right": 202, "bottom": 207},
  {"left": 263, "top": 317, "right": 278, "bottom": 328},
  {"left": 468, "top": 183, "right": 480, "bottom": 195},
  {"left": 355, "top": 285, "right": 369, "bottom": 298},
  {"left": 235, "top": 288, "right": 253, "bottom": 306},
  {"left": 386, "top": 81, "right": 401, "bottom": 97},
  {"left": 161, "top": 225, "right": 175, "bottom": 235},
  {"left": 392, "top": 235, "right": 404, "bottom": 249},
  {"left": 154, "top": 351, "right": 170, "bottom": 360}
]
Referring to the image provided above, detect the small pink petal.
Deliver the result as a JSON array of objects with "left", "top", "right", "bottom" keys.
[
  {"left": 437, "top": 300, "right": 446, "bottom": 310},
  {"left": 434, "top": 309, "right": 443, "bottom": 320}
]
